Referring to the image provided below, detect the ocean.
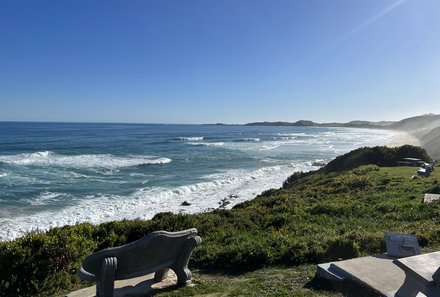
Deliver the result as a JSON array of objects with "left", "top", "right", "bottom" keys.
[{"left": 0, "top": 122, "right": 397, "bottom": 241}]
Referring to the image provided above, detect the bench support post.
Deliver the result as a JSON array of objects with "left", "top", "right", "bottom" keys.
[
  {"left": 154, "top": 268, "right": 170, "bottom": 282},
  {"left": 96, "top": 257, "right": 117, "bottom": 297},
  {"left": 395, "top": 274, "right": 421, "bottom": 297}
]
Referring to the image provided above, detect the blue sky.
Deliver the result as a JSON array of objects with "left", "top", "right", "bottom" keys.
[{"left": 1, "top": 0, "right": 439, "bottom": 124}]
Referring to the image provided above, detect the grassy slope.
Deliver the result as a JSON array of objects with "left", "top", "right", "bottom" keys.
[
  {"left": 153, "top": 165, "right": 440, "bottom": 296},
  {"left": 2, "top": 160, "right": 440, "bottom": 296}
]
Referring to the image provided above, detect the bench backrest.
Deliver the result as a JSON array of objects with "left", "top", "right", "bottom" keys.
[{"left": 81, "top": 228, "right": 198, "bottom": 280}]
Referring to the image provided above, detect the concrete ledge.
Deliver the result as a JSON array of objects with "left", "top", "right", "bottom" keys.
[
  {"left": 317, "top": 254, "right": 433, "bottom": 297},
  {"left": 67, "top": 271, "right": 180, "bottom": 297}
]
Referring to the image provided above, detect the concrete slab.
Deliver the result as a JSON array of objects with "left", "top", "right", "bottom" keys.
[
  {"left": 330, "top": 254, "right": 405, "bottom": 297},
  {"left": 394, "top": 251, "right": 440, "bottom": 285},
  {"left": 67, "top": 271, "right": 179, "bottom": 297},
  {"left": 424, "top": 193, "right": 440, "bottom": 203}
]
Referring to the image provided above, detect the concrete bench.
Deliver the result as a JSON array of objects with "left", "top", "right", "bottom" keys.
[
  {"left": 393, "top": 251, "right": 440, "bottom": 297},
  {"left": 77, "top": 228, "right": 202, "bottom": 297}
]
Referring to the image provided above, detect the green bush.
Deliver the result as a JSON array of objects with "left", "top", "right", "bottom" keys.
[{"left": 322, "top": 145, "right": 431, "bottom": 173}]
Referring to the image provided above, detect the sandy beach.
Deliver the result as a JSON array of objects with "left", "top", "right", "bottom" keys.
[{"left": 386, "top": 131, "right": 420, "bottom": 147}]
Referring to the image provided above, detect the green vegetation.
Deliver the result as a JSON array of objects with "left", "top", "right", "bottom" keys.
[
  {"left": 154, "top": 265, "right": 382, "bottom": 297},
  {"left": 321, "top": 145, "right": 430, "bottom": 172},
  {"left": 1, "top": 146, "right": 440, "bottom": 296}
]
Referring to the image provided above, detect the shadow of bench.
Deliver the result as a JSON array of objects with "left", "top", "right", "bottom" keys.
[{"left": 78, "top": 228, "right": 202, "bottom": 297}]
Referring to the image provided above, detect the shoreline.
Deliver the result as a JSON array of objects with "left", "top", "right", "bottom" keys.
[{"left": 0, "top": 126, "right": 426, "bottom": 241}]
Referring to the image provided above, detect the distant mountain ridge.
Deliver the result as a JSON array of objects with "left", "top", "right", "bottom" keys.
[
  {"left": 245, "top": 120, "right": 395, "bottom": 129},
  {"left": 246, "top": 114, "right": 440, "bottom": 159}
]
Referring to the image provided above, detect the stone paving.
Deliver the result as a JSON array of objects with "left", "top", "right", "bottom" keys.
[{"left": 67, "top": 271, "right": 179, "bottom": 297}]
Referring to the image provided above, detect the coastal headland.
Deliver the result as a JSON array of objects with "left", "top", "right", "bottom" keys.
[{"left": 246, "top": 114, "right": 440, "bottom": 159}]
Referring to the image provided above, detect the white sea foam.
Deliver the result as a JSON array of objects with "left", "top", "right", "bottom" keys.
[
  {"left": 26, "top": 192, "right": 64, "bottom": 206},
  {"left": 0, "top": 127, "right": 398, "bottom": 242},
  {"left": 0, "top": 151, "right": 171, "bottom": 169},
  {"left": 178, "top": 136, "right": 204, "bottom": 141},
  {"left": 0, "top": 173, "right": 7, "bottom": 178},
  {"left": 188, "top": 142, "right": 224, "bottom": 146},
  {"left": 0, "top": 162, "right": 320, "bottom": 241},
  {"left": 241, "top": 138, "right": 261, "bottom": 142},
  {"left": 276, "top": 132, "right": 306, "bottom": 136}
]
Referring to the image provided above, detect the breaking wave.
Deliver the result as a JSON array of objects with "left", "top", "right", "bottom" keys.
[
  {"left": 178, "top": 136, "right": 204, "bottom": 141},
  {"left": 0, "top": 151, "right": 171, "bottom": 169},
  {"left": 0, "top": 161, "right": 320, "bottom": 241}
]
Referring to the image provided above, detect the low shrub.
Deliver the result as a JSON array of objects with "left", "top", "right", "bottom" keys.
[{"left": 322, "top": 145, "right": 431, "bottom": 172}]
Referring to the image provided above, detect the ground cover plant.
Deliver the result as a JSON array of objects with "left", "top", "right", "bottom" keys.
[{"left": 1, "top": 145, "right": 439, "bottom": 296}]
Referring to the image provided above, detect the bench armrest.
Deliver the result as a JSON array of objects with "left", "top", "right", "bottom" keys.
[
  {"left": 77, "top": 265, "right": 96, "bottom": 282},
  {"left": 173, "top": 236, "right": 202, "bottom": 285}
]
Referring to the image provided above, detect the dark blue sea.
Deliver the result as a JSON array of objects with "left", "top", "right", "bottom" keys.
[{"left": 0, "top": 122, "right": 396, "bottom": 241}]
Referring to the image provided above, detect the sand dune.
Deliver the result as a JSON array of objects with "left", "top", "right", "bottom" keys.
[
  {"left": 386, "top": 131, "right": 420, "bottom": 147},
  {"left": 388, "top": 114, "right": 440, "bottom": 159}
]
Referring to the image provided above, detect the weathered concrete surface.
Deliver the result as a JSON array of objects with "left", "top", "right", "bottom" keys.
[
  {"left": 67, "top": 271, "right": 179, "bottom": 297},
  {"left": 395, "top": 251, "right": 440, "bottom": 284},
  {"left": 393, "top": 252, "right": 440, "bottom": 297},
  {"left": 424, "top": 193, "right": 440, "bottom": 203},
  {"left": 77, "top": 229, "right": 201, "bottom": 296},
  {"left": 330, "top": 255, "right": 406, "bottom": 297}
]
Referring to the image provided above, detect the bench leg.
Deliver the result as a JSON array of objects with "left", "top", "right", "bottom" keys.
[
  {"left": 96, "top": 257, "right": 117, "bottom": 297},
  {"left": 174, "top": 266, "right": 192, "bottom": 286},
  {"left": 395, "top": 274, "right": 421, "bottom": 297},
  {"left": 154, "top": 268, "right": 170, "bottom": 282},
  {"left": 173, "top": 237, "right": 200, "bottom": 285}
]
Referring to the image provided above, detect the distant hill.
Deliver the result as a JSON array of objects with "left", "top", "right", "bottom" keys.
[
  {"left": 246, "top": 114, "right": 440, "bottom": 159},
  {"left": 246, "top": 120, "right": 317, "bottom": 127},
  {"left": 245, "top": 120, "right": 391, "bottom": 129},
  {"left": 388, "top": 114, "right": 440, "bottom": 137}
]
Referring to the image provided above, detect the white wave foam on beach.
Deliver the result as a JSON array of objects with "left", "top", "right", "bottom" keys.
[
  {"left": 0, "top": 151, "right": 171, "bottom": 169},
  {"left": 0, "top": 162, "right": 319, "bottom": 241}
]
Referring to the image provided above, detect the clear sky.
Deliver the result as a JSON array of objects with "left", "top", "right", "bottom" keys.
[{"left": 1, "top": 0, "right": 439, "bottom": 124}]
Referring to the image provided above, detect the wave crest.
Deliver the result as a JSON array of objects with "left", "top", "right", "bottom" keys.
[
  {"left": 178, "top": 136, "right": 204, "bottom": 141},
  {"left": 0, "top": 151, "right": 171, "bottom": 169},
  {"left": 0, "top": 162, "right": 320, "bottom": 241}
]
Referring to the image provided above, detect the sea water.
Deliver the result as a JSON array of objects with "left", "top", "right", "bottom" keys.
[{"left": 0, "top": 122, "right": 397, "bottom": 241}]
